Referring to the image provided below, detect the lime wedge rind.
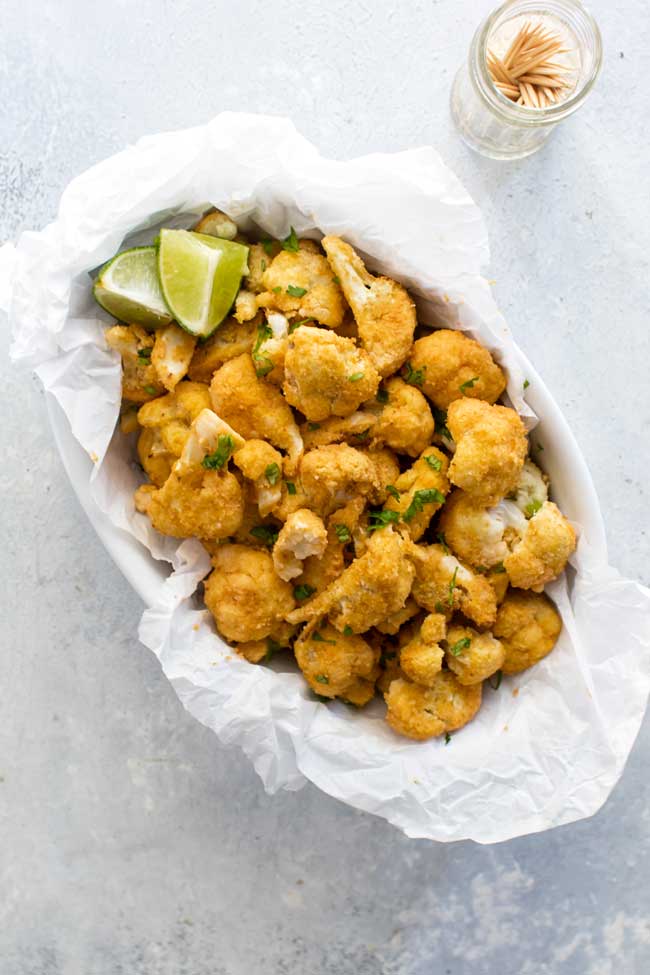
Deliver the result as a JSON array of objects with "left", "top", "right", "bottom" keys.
[{"left": 93, "top": 246, "right": 172, "bottom": 330}]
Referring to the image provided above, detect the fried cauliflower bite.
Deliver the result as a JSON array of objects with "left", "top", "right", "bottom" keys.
[
  {"left": 188, "top": 317, "right": 257, "bottom": 382},
  {"left": 244, "top": 243, "right": 273, "bottom": 293},
  {"left": 204, "top": 544, "right": 296, "bottom": 643},
  {"left": 446, "top": 399, "right": 528, "bottom": 505},
  {"left": 385, "top": 673, "right": 482, "bottom": 741},
  {"left": 493, "top": 590, "right": 562, "bottom": 674},
  {"left": 504, "top": 501, "right": 576, "bottom": 591},
  {"left": 210, "top": 353, "right": 303, "bottom": 470},
  {"left": 439, "top": 491, "right": 527, "bottom": 569},
  {"left": 233, "top": 439, "right": 284, "bottom": 516},
  {"left": 287, "top": 527, "right": 415, "bottom": 634},
  {"left": 408, "top": 329, "right": 506, "bottom": 410},
  {"left": 151, "top": 322, "right": 197, "bottom": 392},
  {"left": 321, "top": 236, "right": 416, "bottom": 377},
  {"left": 371, "top": 377, "right": 435, "bottom": 457},
  {"left": 299, "top": 444, "right": 379, "bottom": 516},
  {"left": 106, "top": 324, "right": 164, "bottom": 403},
  {"left": 234, "top": 290, "right": 260, "bottom": 324},
  {"left": 140, "top": 410, "right": 245, "bottom": 540},
  {"left": 136, "top": 380, "right": 212, "bottom": 486},
  {"left": 383, "top": 447, "right": 450, "bottom": 541},
  {"left": 510, "top": 459, "right": 549, "bottom": 517},
  {"left": 300, "top": 410, "right": 378, "bottom": 449},
  {"left": 283, "top": 326, "right": 380, "bottom": 422},
  {"left": 399, "top": 613, "right": 447, "bottom": 688},
  {"left": 194, "top": 209, "right": 238, "bottom": 240},
  {"left": 294, "top": 622, "right": 381, "bottom": 704},
  {"left": 251, "top": 312, "right": 289, "bottom": 384},
  {"left": 236, "top": 621, "right": 298, "bottom": 664},
  {"left": 295, "top": 523, "right": 347, "bottom": 596},
  {"left": 359, "top": 447, "right": 401, "bottom": 504},
  {"left": 257, "top": 242, "right": 346, "bottom": 328},
  {"left": 444, "top": 624, "right": 505, "bottom": 686},
  {"left": 374, "top": 598, "right": 420, "bottom": 635},
  {"left": 272, "top": 509, "right": 328, "bottom": 581},
  {"left": 409, "top": 543, "right": 497, "bottom": 629}
]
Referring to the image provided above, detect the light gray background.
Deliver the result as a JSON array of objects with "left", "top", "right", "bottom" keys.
[{"left": 2, "top": 1, "right": 649, "bottom": 973}]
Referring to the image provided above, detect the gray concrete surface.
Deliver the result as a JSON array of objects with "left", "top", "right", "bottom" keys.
[{"left": 2, "top": 1, "right": 650, "bottom": 972}]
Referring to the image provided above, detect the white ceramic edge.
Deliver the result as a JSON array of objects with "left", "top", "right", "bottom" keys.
[{"left": 47, "top": 329, "right": 608, "bottom": 610}]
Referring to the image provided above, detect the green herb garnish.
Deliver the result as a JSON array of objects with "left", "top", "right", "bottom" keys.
[
  {"left": 447, "top": 567, "right": 458, "bottom": 607},
  {"left": 202, "top": 435, "right": 235, "bottom": 470},
  {"left": 249, "top": 525, "right": 279, "bottom": 547},
  {"left": 433, "top": 408, "right": 451, "bottom": 441},
  {"left": 137, "top": 347, "right": 152, "bottom": 360},
  {"left": 286, "top": 285, "right": 307, "bottom": 297},
  {"left": 312, "top": 633, "right": 337, "bottom": 646},
  {"left": 489, "top": 670, "right": 503, "bottom": 691},
  {"left": 353, "top": 429, "right": 370, "bottom": 441},
  {"left": 265, "top": 637, "right": 283, "bottom": 662},
  {"left": 308, "top": 422, "right": 320, "bottom": 431},
  {"left": 523, "top": 379, "right": 530, "bottom": 390},
  {"left": 403, "top": 361, "right": 426, "bottom": 387},
  {"left": 288, "top": 317, "right": 314, "bottom": 334},
  {"left": 143, "top": 385, "right": 158, "bottom": 395},
  {"left": 525, "top": 498, "right": 543, "bottom": 518},
  {"left": 285, "top": 481, "right": 297, "bottom": 496},
  {"left": 294, "top": 584, "right": 316, "bottom": 601},
  {"left": 282, "top": 226, "right": 299, "bottom": 252},
  {"left": 402, "top": 488, "right": 445, "bottom": 523},
  {"left": 315, "top": 673, "right": 330, "bottom": 683},
  {"left": 386, "top": 485, "right": 401, "bottom": 500},
  {"left": 436, "top": 532, "right": 450, "bottom": 554},
  {"left": 367, "top": 509, "right": 401, "bottom": 532},
  {"left": 492, "top": 562, "right": 507, "bottom": 574},
  {"left": 376, "top": 388, "right": 389, "bottom": 404},
  {"left": 448, "top": 636, "right": 471, "bottom": 657},
  {"left": 261, "top": 236, "right": 274, "bottom": 256},
  {"left": 272, "top": 286, "right": 282, "bottom": 294},
  {"left": 343, "top": 625, "right": 353, "bottom": 636},
  {"left": 334, "top": 524, "right": 351, "bottom": 543},
  {"left": 265, "top": 463, "right": 281, "bottom": 486},
  {"left": 444, "top": 732, "right": 452, "bottom": 745},
  {"left": 459, "top": 376, "right": 479, "bottom": 393},
  {"left": 348, "top": 372, "right": 365, "bottom": 382},
  {"left": 424, "top": 454, "right": 442, "bottom": 471}
]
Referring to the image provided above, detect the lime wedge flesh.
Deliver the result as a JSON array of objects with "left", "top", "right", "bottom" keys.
[
  {"left": 93, "top": 246, "right": 172, "bottom": 329},
  {"left": 157, "top": 229, "right": 249, "bottom": 338}
]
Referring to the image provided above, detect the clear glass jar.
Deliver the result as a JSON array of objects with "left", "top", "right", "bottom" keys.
[{"left": 450, "top": 0, "right": 602, "bottom": 160}]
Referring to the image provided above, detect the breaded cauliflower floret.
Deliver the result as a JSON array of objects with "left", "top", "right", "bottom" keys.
[
  {"left": 251, "top": 312, "right": 290, "bottom": 384},
  {"left": 493, "top": 590, "right": 562, "bottom": 674},
  {"left": 408, "top": 329, "right": 506, "bottom": 410},
  {"left": 294, "top": 622, "right": 380, "bottom": 704},
  {"left": 384, "top": 447, "right": 450, "bottom": 541},
  {"left": 504, "top": 501, "right": 576, "bottom": 591},
  {"left": 409, "top": 543, "right": 497, "bottom": 629},
  {"left": 439, "top": 492, "right": 527, "bottom": 569},
  {"left": 299, "top": 444, "right": 378, "bottom": 516},
  {"left": 295, "top": 523, "right": 347, "bottom": 596},
  {"left": 272, "top": 509, "right": 328, "bottom": 581},
  {"left": 194, "top": 209, "right": 238, "bottom": 240},
  {"left": 371, "top": 377, "right": 435, "bottom": 457},
  {"left": 444, "top": 624, "right": 505, "bottom": 685},
  {"left": 204, "top": 544, "right": 296, "bottom": 643},
  {"left": 210, "top": 353, "right": 303, "bottom": 470},
  {"left": 106, "top": 324, "right": 163, "bottom": 403},
  {"left": 188, "top": 317, "right": 257, "bottom": 383},
  {"left": 151, "top": 322, "right": 197, "bottom": 392},
  {"left": 233, "top": 290, "right": 259, "bottom": 324},
  {"left": 257, "top": 242, "right": 346, "bottom": 328},
  {"left": 447, "top": 399, "right": 528, "bottom": 505},
  {"left": 399, "top": 613, "right": 447, "bottom": 687},
  {"left": 236, "top": 623, "right": 297, "bottom": 664},
  {"left": 374, "top": 597, "right": 420, "bottom": 635},
  {"left": 300, "top": 410, "right": 378, "bottom": 450},
  {"left": 244, "top": 242, "right": 274, "bottom": 293},
  {"left": 358, "top": 447, "right": 401, "bottom": 505},
  {"left": 137, "top": 380, "right": 212, "bottom": 486},
  {"left": 510, "top": 459, "right": 549, "bottom": 518},
  {"left": 384, "top": 673, "right": 482, "bottom": 740},
  {"left": 321, "top": 236, "right": 416, "bottom": 377},
  {"left": 233, "top": 439, "right": 284, "bottom": 516},
  {"left": 283, "top": 326, "right": 380, "bottom": 422},
  {"left": 287, "top": 527, "right": 415, "bottom": 634},
  {"left": 139, "top": 409, "right": 245, "bottom": 540}
]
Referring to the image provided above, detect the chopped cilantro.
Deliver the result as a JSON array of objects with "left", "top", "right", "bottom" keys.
[
  {"left": 261, "top": 258, "right": 267, "bottom": 272},
  {"left": 282, "top": 226, "right": 299, "bottom": 252},
  {"left": 492, "top": 562, "right": 507, "bottom": 574},
  {"left": 332, "top": 275, "right": 340, "bottom": 285},
  {"left": 525, "top": 498, "right": 543, "bottom": 518},
  {"left": 523, "top": 378, "right": 530, "bottom": 390},
  {"left": 287, "top": 285, "right": 307, "bottom": 297},
  {"left": 285, "top": 481, "right": 297, "bottom": 496},
  {"left": 434, "top": 601, "right": 446, "bottom": 614},
  {"left": 289, "top": 317, "right": 314, "bottom": 334},
  {"left": 272, "top": 286, "right": 282, "bottom": 294},
  {"left": 261, "top": 236, "right": 274, "bottom": 256},
  {"left": 433, "top": 408, "right": 451, "bottom": 441},
  {"left": 334, "top": 524, "right": 351, "bottom": 543},
  {"left": 367, "top": 509, "right": 400, "bottom": 532},
  {"left": 424, "top": 454, "right": 442, "bottom": 471},
  {"left": 489, "top": 670, "right": 503, "bottom": 691},
  {"left": 294, "top": 584, "right": 316, "bottom": 601},
  {"left": 315, "top": 673, "right": 330, "bottom": 683},
  {"left": 202, "top": 435, "right": 234, "bottom": 470},
  {"left": 447, "top": 567, "right": 458, "bottom": 607},
  {"left": 265, "top": 637, "right": 283, "bottom": 662},
  {"left": 265, "top": 462, "right": 280, "bottom": 485},
  {"left": 448, "top": 636, "right": 471, "bottom": 657},
  {"left": 253, "top": 357, "right": 274, "bottom": 377},
  {"left": 444, "top": 732, "right": 452, "bottom": 745},
  {"left": 536, "top": 443, "right": 544, "bottom": 452},
  {"left": 403, "top": 361, "right": 426, "bottom": 387},
  {"left": 137, "top": 347, "right": 152, "bottom": 359},
  {"left": 307, "top": 422, "right": 320, "bottom": 431},
  {"left": 376, "top": 388, "right": 389, "bottom": 404},
  {"left": 353, "top": 429, "right": 370, "bottom": 441},
  {"left": 252, "top": 323, "right": 275, "bottom": 376},
  {"left": 348, "top": 372, "right": 365, "bottom": 382},
  {"left": 436, "top": 532, "right": 450, "bottom": 554},
  {"left": 343, "top": 625, "right": 353, "bottom": 636},
  {"left": 313, "top": 693, "right": 330, "bottom": 703},
  {"left": 459, "top": 376, "right": 479, "bottom": 393},
  {"left": 312, "top": 633, "right": 336, "bottom": 646},
  {"left": 249, "top": 525, "right": 279, "bottom": 547},
  {"left": 402, "top": 488, "right": 445, "bottom": 523},
  {"left": 386, "top": 485, "right": 401, "bottom": 500},
  {"left": 143, "top": 385, "right": 158, "bottom": 395}
]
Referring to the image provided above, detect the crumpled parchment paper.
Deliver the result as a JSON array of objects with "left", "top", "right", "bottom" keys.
[{"left": 3, "top": 113, "right": 650, "bottom": 843}]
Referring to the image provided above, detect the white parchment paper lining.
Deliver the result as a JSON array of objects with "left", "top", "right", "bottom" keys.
[{"left": 3, "top": 113, "right": 650, "bottom": 843}]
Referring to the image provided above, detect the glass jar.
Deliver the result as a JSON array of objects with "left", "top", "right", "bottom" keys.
[{"left": 450, "top": 0, "right": 602, "bottom": 160}]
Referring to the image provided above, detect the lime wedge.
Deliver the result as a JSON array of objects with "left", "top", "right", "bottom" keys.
[
  {"left": 157, "top": 229, "right": 249, "bottom": 338},
  {"left": 93, "top": 246, "right": 172, "bottom": 329}
]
